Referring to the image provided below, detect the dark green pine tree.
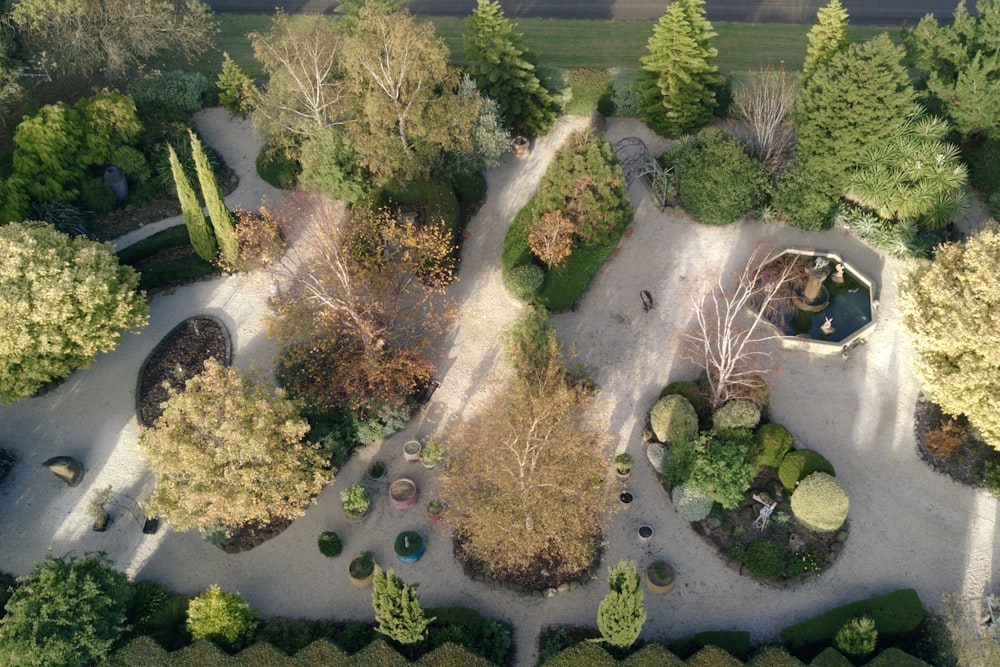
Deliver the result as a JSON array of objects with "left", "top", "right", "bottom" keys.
[
  {"left": 371, "top": 566, "right": 434, "bottom": 645},
  {"left": 168, "top": 144, "right": 216, "bottom": 262},
  {"left": 189, "top": 130, "right": 238, "bottom": 267},
  {"left": 596, "top": 560, "right": 646, "bottom": 649},
  {"left": 794, "top": 33, "right": 915, "bottom": 193},
  {"left": 465, "top": 0, "right": 556, "bottom": 137},
  {"left": 637, "top": 0, "right": 722, "bottom": 138}
]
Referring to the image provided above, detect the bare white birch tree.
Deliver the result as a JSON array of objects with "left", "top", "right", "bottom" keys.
[{"left": 732, "top": 66, "right": 797, "bottom": 170}]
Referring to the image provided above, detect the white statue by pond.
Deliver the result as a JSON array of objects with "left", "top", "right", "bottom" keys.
[{"left": 821, "top": 317, "right": 835, "bottom": 336}]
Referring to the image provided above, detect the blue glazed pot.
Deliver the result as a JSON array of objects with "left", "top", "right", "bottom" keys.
[{"left": 395, "top": 535, "right": 425, "bottom": 563}]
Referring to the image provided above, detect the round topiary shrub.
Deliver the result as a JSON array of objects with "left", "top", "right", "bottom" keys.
[
  {"left": 672, "top": 482, "right": 713, "bottom": 522},
  {"left": 658, "top": 380, "right": 712, "bottom": 427},
  {"left": 712, "top": 400, "right": 761, "bottom": 431},
  {"left": 503, "top": 264, "right": 545, "bottom": 302},
  {"left": 318, "top": 531, "right": 342, "bottom": 557},
  {"left": 743, "top": 538, "right": 785, "bottom": 579},
  {"left": 751, "top": 423, "right": 794, "bottom": 471},
  {"left": 791, "top": 472, "right": 850, "bottom": 533},
  {"left": 834, "top": 615, "right": 878, "bottom": 657},
  {"left": 649, "top": 395, "right": 698, "bottom": 444},
  {"left": 778, "top": 449, "right": 836, "bottom": 491}
]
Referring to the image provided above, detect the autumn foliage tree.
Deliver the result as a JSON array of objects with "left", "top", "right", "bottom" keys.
[
  {"left": 0, "top": 222, "right": 148, "bottom": 403},
  {"left": 138, "top": 359, "right": 333, "bottom": 534},
  {"left": 270, "top": 198, "right": 455, "bottom": 417},
  {"left": 527, "top": 209, "right": 576, "bottom": 269},
  {"left": 442, "top": 307, "right": 612, "bottom": 588}
]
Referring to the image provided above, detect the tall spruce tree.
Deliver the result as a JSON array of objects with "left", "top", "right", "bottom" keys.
[
  {"left": 189, "top": 130, "right": 238, "bottom": 266},
  {"left": 637, "top": 0, "right": 722, "bottom": 138},
  {"left": 465, "top": 0, "right": 555, "bottom": 137},
  {"left": 168, "top": 144, "right": 216, "bottom": 262},
  {"left": 802, "top": 0, "right": 849, "bottom": 84},
  {"left": 371, "top": 566, "right": 434, "bottom": 645},
  {"left": 794, "top": 33, "right": 914, "bottom": 193},
  {"left": 596, "top": 560, "right": 646, "bottom": 649}
]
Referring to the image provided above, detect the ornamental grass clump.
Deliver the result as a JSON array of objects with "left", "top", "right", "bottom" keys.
[
  {"left": 650, "top": 395, "right": 699, "bottom": 444},
  {"left": 791, "top": 472, "right": 849, "bottom": 533}
]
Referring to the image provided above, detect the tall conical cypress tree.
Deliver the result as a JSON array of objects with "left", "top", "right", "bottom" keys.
[
  {"left": 168, "top": 144, "right": 216, "bottom": 262},
  {"left": 638, "top": 0, "right": 722, "bottom": 138},
  {"left": 596, "top": 560, "right": 646, "bottom": 649},
  {"left": 189, "top": 130, "right": 238, "bottom": 266},
  {"left": 371, "top": 566, "right": 434, "bottom": 645},
  {"left": 465, "top": 0, "right": 555, "bottom": 137},
  {"left": 802, "top": 0, "right": 849, "bottom": 84}
]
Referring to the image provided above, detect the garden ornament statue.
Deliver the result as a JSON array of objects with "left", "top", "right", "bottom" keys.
[
  {"left": 752, "top": 492, "right": 778, "bottom": 531},
  {"left": 832, "top": 263, "right": 845, "bottom": 284},
  {"left": 821, "top": 317, "right": 835, "bottom": 336}
]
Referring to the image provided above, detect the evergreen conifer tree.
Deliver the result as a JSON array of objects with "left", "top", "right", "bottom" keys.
[
  {"left": 168, "top": 144, "right": 216, "bottom": 262},
  {"left": 216, "top": 52, "right": 254, "bottom": 117},
  {"left": 596, "top": 560, "right": 646, "bottom": 649},
  {"left": 637, "top": 0, "right": 722, "bottom": 138},
  {"left": 802, "top": 0, "right": 849, "bottom": 84},
  {"left": 371, "top": 566, "right": 434, "bottom": 645},
  {"left": 189, "top": 130, "right": 238, "bottom": 266},
  {"left": 465, "top": 0, "right": 555, "bottom": 137}
]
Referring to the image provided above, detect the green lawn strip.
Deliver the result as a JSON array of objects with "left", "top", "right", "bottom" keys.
[
  {"left": 779, "top": 588, "right": 925, "bottom": 652},
  {"left": 566, "top": 68, "right": 614, "bottom": 115},
  {"left": 116, "top": 225, "right": 219, "bottom": 292},
  {"left": 116, "top": 225, "right": 192, "bottom": 264}
]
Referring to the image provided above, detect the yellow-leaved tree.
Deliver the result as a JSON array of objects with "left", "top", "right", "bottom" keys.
[{"left": 898, "top": 224, "right": 1000, "bottom": 450}]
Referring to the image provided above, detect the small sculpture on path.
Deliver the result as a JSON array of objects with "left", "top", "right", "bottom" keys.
[
  {"left": 821, "top": 317, "right": 835, "bottom": 336},
  {"left": 831, "top": 263, "right": 845, "bottom": 284},
  {"left": 42, "top": 456, "right": 84, "bottom": 486}
]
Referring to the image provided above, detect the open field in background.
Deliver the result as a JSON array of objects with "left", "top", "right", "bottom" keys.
[{"left": 185, "top": 15, "right": 901, "bottom": 81}]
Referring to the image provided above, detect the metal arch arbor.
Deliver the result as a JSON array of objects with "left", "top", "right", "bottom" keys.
[{"left": 613, "top": 136, "right": 673, "bottom": 209}]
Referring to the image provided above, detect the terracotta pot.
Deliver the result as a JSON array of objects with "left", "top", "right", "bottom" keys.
[
  {"left": 389, "top": 478, "right": 418, "bottom": 509},
  {"left": 403, "top": 440, "right": 422, "bottom": 462},
  {"left": 615, "top": 469, "right": 631, "bottom": 482}
]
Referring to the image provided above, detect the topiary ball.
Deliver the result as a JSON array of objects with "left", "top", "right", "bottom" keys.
[
  {"left": 658, "top": 379, "right": 712, "bottom": 428},
  {"left": 318, "top": 531, "right": 342, "bottom": 557},
  {"left": 751, "top": 422, "right": 794, "bottom": 471},
  {"left": 791, "top": 472, "right": 850, "bottom": 533},
  {"left": 649, "top": 395, "right": 698, "bottom": 444},
  {"left": 672, "top": 482, "right": 713, "bottom": 522},
  {"left": 834, "top": 615, "right": 878, "bottom": 657},
  {"left": 778, "top": 449, "right": 836, "bottom": 491},
  {"left": 743, "top": 538, "right": 785, "bottom": 579},
  {"left": 712, "top": 400, "right": 761, "bottom": 431},
  {"left": 503, "top": 264, "right": 545, "bottom": 302}
]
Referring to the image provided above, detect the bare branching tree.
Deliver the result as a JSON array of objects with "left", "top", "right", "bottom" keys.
[
  {"left": 685, "top": 248, "right": 799, "bottom": 408},
  {"left": 733, "top": 66, "right": 797, "bottom": 170}
]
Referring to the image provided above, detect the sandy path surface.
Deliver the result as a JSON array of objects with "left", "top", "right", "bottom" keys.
[{"left": 1, "top": 108, "right": 997, "bottom": 666}]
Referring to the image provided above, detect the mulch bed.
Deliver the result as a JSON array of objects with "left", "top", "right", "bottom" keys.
[
  {"left": 914, "top": 394, "right": 1000, "bottom": 489},
  {"left": 453, "top": 534, "right": 599, "bottom": 593}
]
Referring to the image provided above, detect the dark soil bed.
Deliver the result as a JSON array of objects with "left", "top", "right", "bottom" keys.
[
  {"left": 136, "top": 317, "right": 229, "bottom": 427},
  {"left": 453, "top": 533, "right": 599, "bottom": 592},
  {"left": 914, "top": 394, "right": 1000, "bottom": 491}
]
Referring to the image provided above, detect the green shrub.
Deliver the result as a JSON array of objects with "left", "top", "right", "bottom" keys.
[
  {"left": 255, "top": 619, "right": 316, "bottom": 655},
  {"left": 660, "top": 437, "right": 697, "bottom": 487},
  {"left": 379, "top": 176, "right": 460, "bottom": 242},
  {"left": 835, "top": 204, "right": 933, "bottom": 259},
  {"left": 747, "top": 646, "right": 805, "bottom": 666},
  {"left": 680, "top": 642, "right": 746, "bottom": 665},
  {"left": 539, "top": 640, "right": 615, "bottom": 666},
  {"left": 477, "top": 617, "right": 512, "bottom": 665},
  {"left": 501, "top": 199, "right": 536, "bottom": 276},
  {"left": 864, "top": 647, "right": 934, "bottom": 666},
  {"left": 105, "top": 636, "right": 170, "bottom": 667},
  {"left": 781, "top": 589, "right": 926, "bottom": 652},
  {"left": 620, "top": 643, "right": 685, "bottom": 666},
  {"left": 318, "top": 531, "right": 342, "bottom": 557},
  {"left": 778, "top": 449, "right": 836, "bottom": 491},
  {"left": 649, "top": 395, "right": 698, "bottom": 444},
  {"left": 129, "top": 69, "right": 211, "bottom": 116},
  {"left": 451, "top": 170, "right": 487, "bottom": 205},
  {"left": 967, "top": 137, "right": 1000, "bottom": 197},
  {"left": 394, "top": 531, "right": 423, "bottom": 557},
  {"left": 712, "top": 400, "right": 761, "bottom": 431},
  {"left": 751, "top": 423, "right": 794, "bottom": 471},
  {"left": 256, "top": 142, "right": 300, "bottom": 190},
  {"left": 834, "top": 615, "right": 878, "bottom": 657},
  {"left": 503, "top": 264, "right": 545, "bottom": 302},
  {"left": 126, "top": 580, "right": 170, "bottom": 634},
  {"left": 785, "top": 550, "right": 823, "bottom": 578},
  {"left": 185, "top": 585, "right": 257, "bottom": 652},
  {"left": 772, "top": 159, "right": 838, "bottom": 231},
  {"left": 298, "top": 129, "right": 368, "bottom": 204},
  {"left": 808, "top": 647, "right": 854, "bottom": 667},
  {"left": 80, "top": 178, "right": 117, "bottom": 214},
  {"left": 340, "top": 484, "right": 371, "bottom": 518},
  {"left": 355, "top": 404, "right": 410, "bottom": 445},
  {"left": 664, "top": 128, "right": 768, "bottom": 226},
  {"left": 791, "top": 472, "right": 849, "bottom": 533},
  {"left": 658, "top": 379, "right": 712, "bottom": 429},
  {"left": 685, "top": 432, "right": 755, "bottom": 510},
  {"left": 672, "top": 482, "right": 713, "bottom": 522},
  {"left": 610, "top": 67, "right": 640, "bottom": 117},
  {"left": 743, "top": 538, "right": 785, "bottom": 579},
  {"left": 146, "top": 594, "right": 192, "bottom": 651}
]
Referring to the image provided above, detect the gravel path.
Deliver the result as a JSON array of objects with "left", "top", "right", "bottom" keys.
[{"left": 0, "top": 108, "right": 997, "bottom": 666}]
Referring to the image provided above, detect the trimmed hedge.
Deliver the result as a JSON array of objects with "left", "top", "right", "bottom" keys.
[
  {"left": 863, "top": 648, "right": 933, "bottom": 666},
  {"left": 619, "top": 643, "right": 684, "bottom": 667},
  {"left": 676, "top": 631, "right": 751, "bottom": 660},
  {"left": 540, "top": 641, "right": 618, "bottom": 666},
  {"left": 778, "top": 449, "right": 836, "bottom": 491},
  {"left": 747, "top": 646, "right": 804, "bottom": 666},
  {"left": 780, "top": 589, "right": 925, "bottom": 652},
  {"left": 685, "top": 645, "right": 745, "bottom": 667},
  {"left": 808, "top": 647, "right": 854, "bottom": 667},
  {"left": 116, "top": 225, "right": 193, "bottom": 265},
  {"left": 751, "top": 423, "right": 794, "bottom": 471},
  {"left": 650, "top": 395, "right": 699, "bottom": 445}
]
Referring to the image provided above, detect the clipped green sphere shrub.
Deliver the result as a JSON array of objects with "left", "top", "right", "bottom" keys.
[
  {"left": 672, "top": 482, "right": 713, "bottom": 522},
  {"left": 713, "top": 400, "right": 761, "bottom": 431},
  {"left": 649, "top": 395, "right": 698, "bottom": 444},
  {"left": 318, "top": 531, "right": 342, "bottom": 557},
  {"left": 751, "top": 423, "right": 794, "bottom": 471},
  {"left": 659, "top": 379, "right": 712, "bottom": 428},
  {"left": 834, "top": 615, "right": 878, "bottom": 657},
  {"left": 778, "top": 449, "right": 836, "bottom": 491},
  {"left": 503, "top": 264, "right": 545, "bottom": 302},
  {"left": 744, "top": 538, "right": 785, "bottom": 579},
  {"left": 791, "top": 472, "right": 850, "bottom": 533}
]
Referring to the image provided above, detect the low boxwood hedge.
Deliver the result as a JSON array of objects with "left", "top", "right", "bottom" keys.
[
  {"left": 780, "top": 589, "right": 925, "bottom": 652},
  {"left": 675, "top": 630, "right": 751, "bottom": 659}
]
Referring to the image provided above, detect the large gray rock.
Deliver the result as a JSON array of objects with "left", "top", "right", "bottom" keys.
[
  {"left": 43, "top": 456, "right": 84, "bottom": 486},
  {"left": 646, "top": 442, "right": 665, "bottom": 470}
]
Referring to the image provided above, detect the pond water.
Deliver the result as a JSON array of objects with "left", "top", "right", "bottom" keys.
[{"left": 784, "top": 270, "right": 872, "bottom": 343}]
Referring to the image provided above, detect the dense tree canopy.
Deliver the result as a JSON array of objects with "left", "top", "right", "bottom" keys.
[
  {"left": 899, "top": 226, "right": 1000, "bottom": 451},
  {"left": 0, "top": 221, "right": 148, "bottom": 403},
  {"left": 0, "top": 553, "right": 131, "bottom": 667},
  {"left": 138, "top": 359, "right": 333, "bottom": 533}
]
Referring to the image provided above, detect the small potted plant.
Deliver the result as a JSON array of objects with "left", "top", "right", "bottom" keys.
[
  {"left": 614, "top": 453, "right": 635, "bottom": 481},
  {"left": 348, "top": 551, "right": 376, "bottom": 587},
  {"left": 403, "top": 440, "right": 422, "bottom": 462},
  {"left": 426, "top": 499, "right": 445, "bottom": 522},
  {"left": 645, "top": 560, "right": 675, "bottom": 594},
  {"left": 367, "top": 461, "right": 386, "bottom": 481},
  {"left": 318, "top": 531, "right": 342, "bottom": 558},
  {"left": 420, "top": 438, "right": 444, "bottom": 469},
  {"left": 389, "top": 478, "right": 418, "bottom": 509},
  {"left": 512, "top": 135, "right": 530, "bottom": 158},
  {"left": 87, "top": 485, "right": 114, "bottom": 532},
  {"left": 394, "top": 531, "right": 425, "bottom": 563},
  {"left": 340, "top": 483, "right": 371, "bottom": 520}
]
